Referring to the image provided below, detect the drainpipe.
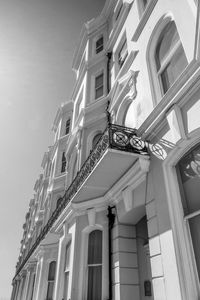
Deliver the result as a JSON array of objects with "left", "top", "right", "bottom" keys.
[
  {"left": 107, "top": 206, "right": 115, "bottom": 300},
  {"left": 106, "top": 52, "right": 112, "bottom": 94}
]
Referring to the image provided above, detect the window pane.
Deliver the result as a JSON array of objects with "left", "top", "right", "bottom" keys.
[
  {"left": 177, "top": 144, "right": 200, "bottom": 280},
  {"left": 61, "top": 152, "right": 66, "bottom": 173},
  {"left": 63, "top": 272, "right": 69, "bottom": 300},
  {"left": 156, "top": 22, "right": 179, "bottom": 70},
  {"left": 118, "top": 40, "right": 128, "bottom": 68},
  {"left": 160, "top": 44, "right": 187, "bottom": 93},
  {"left": 46, "top": 281, "right": 54, "bottom": 300},
  {"left": 65, "top": 119, "right": 70, "bottom": 135},
  {"left": 88, "top": 230, "right": 102, "bottom": 264},
  {"left": 95, "top": 74, "right": 103, "bottom": 88},
  {"left": 48, "top": 261, "right": 56, "bottom": 281},
  {"left": 87, "top": 266, "right": 102, "bottom": 300},
  {"left": 95, "top": 87, "right": 103, "bottom": 99},
  {"left": 95, "top": 74, "right": 103, "bottom": 99},
  {"left": 65, "top": 242, "right": 71, "bottom": 270},
  {"left": 178, "top": 144, "right": 200, "bottom": 215},
  {"left": 96, "top": 37, "right": 103, "bottom": 54},
  {"left": 189, "top": 214, "right": 200, "bottom": 279}
]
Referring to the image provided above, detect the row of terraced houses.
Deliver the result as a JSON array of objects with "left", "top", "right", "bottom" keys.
[{"left": 10, "top": 0, "right": 200, "bottom": 299}]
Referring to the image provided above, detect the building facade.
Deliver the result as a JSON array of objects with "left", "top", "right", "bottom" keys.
[{"left": 11, "top": 0, "right": 200, "bottom": 299}]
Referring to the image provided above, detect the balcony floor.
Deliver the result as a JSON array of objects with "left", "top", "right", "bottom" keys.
[{"left": 72, "top": 148, "right": 144, "bottom": 203}]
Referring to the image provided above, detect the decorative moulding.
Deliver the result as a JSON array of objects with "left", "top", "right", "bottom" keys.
[
  {"left": 87, "top": 208, "right": 96, "bottom": 226},
  {"left": 132, "top": 0, "right": 158, "bottom": 42}
]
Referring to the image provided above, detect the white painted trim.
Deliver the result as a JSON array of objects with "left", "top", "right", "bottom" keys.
[
  {"left": 163, "top": 130, "right": 200, "bottom": 300},
  {"left": 146, "top": 13, "right": 175, "bottom": 105},
  {"left": 78, "top": 224, "right": 108, "bottom": 300}
]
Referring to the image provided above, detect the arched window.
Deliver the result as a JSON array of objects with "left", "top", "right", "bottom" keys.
[
  {"left": 87, "top": 230, "right": 102, "bottom": 300},
  {"left": 46, "top": 261, "right": 56, "bottom": 300},
  {"left": 177, "top": 143, "right": 200, "bottom": 279},
  {"left": 92, "top": 133, "right": 102, "bottom": 149},
  {"left": 155, "top": 21, "right": 187, "bottom": 94},
  {"left": 65, "top": 119, "right": 70, "bottom": 135},
  {"left": 61, "top": 152, "right": 66, "bottom": 173}
]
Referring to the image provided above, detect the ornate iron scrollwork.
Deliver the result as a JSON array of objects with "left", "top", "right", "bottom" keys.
[{"left": 14, "top": 124, "right": 148, "bottom": 278}]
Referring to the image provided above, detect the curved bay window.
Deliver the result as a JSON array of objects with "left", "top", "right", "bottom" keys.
[
  {"left": 46, "top": 261, "right": 56, "bottom": 300},
  {"left": 87, "top": 230, "right": 102, "bottom": 300},
  {"left": 177, "top": 144, "right": 200, "bottom": 279},
  {"left": 155, "top": 21, "right": 187, "bottom": 94}
]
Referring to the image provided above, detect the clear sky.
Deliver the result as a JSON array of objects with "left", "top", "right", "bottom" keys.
[{"left": 0, "top": 0, "right": 105, "bottom": 299}]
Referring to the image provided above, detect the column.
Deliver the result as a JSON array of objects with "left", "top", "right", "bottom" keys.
[
  {"left": 32, "top": 248, "right": 46, "bottom": 300},
  {"left": 26, "top": 264, "right": 36, "bottom": 300},
  {"left": 112, "top": 222, "right": 140, "bottom": 300},
  {"left": 53, "top": 223, "right": 68, "bottom": 300},
  {"left": 13, "top": 278, "right": 20, "bottom": 300},
  {"left": 16, "top": 273, "right": 26, "bottom": 300},
  {"left": 10, "top": 281, "right": 17, "bottom": 300},
  {"left": 22, "top": 263, "right": 36, "bottom": 300}
]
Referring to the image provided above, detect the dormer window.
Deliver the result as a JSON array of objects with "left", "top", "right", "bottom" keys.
[
  {"left": 118, "top": 40, "right": 128, "bottom": 69},
  {"left": 95, "top": 73, "right": 104, "bottom": 99},
  {"left": 96, "top": 36, "right": 104, "bottom": 54},
  {"left": 65, "top": 119, "right": 70, "bottom": 135}
]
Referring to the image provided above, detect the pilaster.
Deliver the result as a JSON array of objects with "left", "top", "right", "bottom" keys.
[
  {"left": 10, "top": 281, "right": 18, "bottom": 300},
  {"left": 13, "top": 279, "right": 20, "bottom": 300},
  {"left": 112, "top": 222, "right": 140, "bottom": 300},
  {"left": 53, "top": 223, "right": 70, "bottom": 300},
  {"left": 32, "top": 248, "right": 45, "bottom": 300},
  {"left": 22, "top": 262, "right": 36, "bottom": 300},
  {"left": 16, "top": 272, "right": 26, "bottom": 300}
]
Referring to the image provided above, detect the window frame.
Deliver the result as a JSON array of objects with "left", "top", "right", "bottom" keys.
[
  {"left": 61, "top": 152, "right": 66, "bottom": 174},
  {"left": 147, "top": 15, "right": 188, "bottom": 105},
  {"left": 63, "top": 241, "right": 71, "bottom": 300},
  {"left": 154, "top": 21, "right": 188, "bottom": 96},
  {"left": 95, "top": 36, "right": 104, "bottom": 54},
  {"left": 46, "top": 261, "right": 57, "bottom": 300},
  {"left": 65, "top": 119, "right": 70, "bottom": 135},
  {"left": 94, "top": 72, "right": 104, "bottom": 100},
  {"left": 86, "top": 230, "right": 103, "bottom": 300},
  {"left": 163, "top": 136, "right": 200, "bottom": 299}
]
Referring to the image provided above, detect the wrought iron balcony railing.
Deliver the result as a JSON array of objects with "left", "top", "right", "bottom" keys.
[{"left": 13, "top": 123, "right": 148, "bottom": 279}]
